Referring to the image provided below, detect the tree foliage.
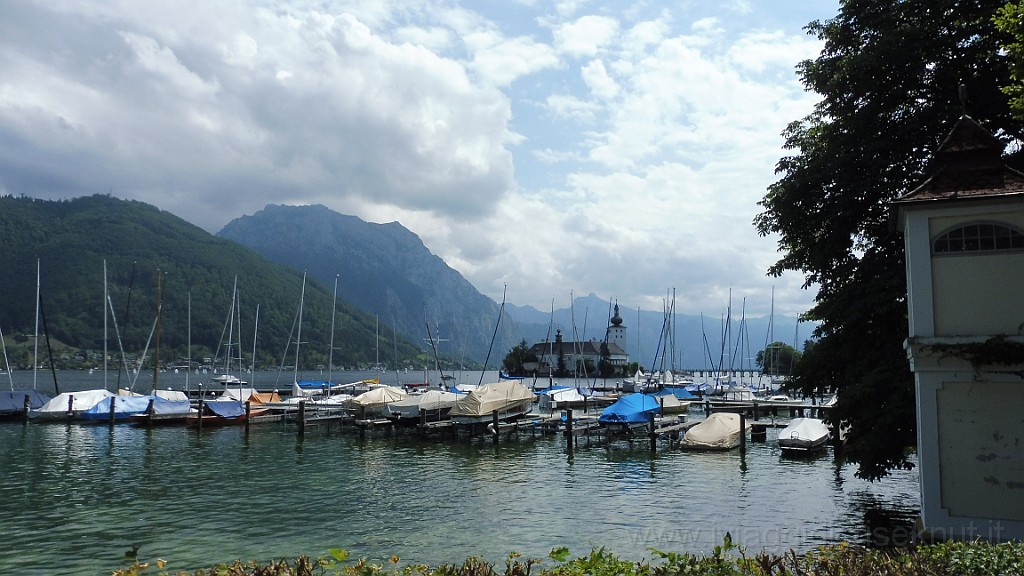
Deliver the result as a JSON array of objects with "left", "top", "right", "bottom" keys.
[
  {"left": 754, "top": 0, "right": 1021, "bottom": 480},
  {"left": 755, "top": 341, "right": 801, "bottom": 376},
  {"left": 502, "top": 339, "right": 536, "bottom": 376}
]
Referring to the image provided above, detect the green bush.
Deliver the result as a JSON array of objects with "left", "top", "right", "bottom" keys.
[{"left": 111, "top": 539, "right": 1024, "bottom": 576}]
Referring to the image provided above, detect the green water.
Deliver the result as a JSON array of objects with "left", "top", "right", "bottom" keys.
[
  {"left": 0, "top": 370, "right": 919, "bottom": 575},
  {"left": 0, "top": 416, "right": 919, "bottom": 576}
]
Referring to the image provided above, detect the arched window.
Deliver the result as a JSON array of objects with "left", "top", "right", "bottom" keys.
[{"left": 933, "top": 222, "right": 1024, "bottom": 254}]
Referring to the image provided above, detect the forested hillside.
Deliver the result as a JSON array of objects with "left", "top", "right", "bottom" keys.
[{"left": 0, "top": 195, "right": 424, "bottom": 372}]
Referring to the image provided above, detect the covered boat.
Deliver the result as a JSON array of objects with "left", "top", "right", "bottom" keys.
[
  {"left": 537, "top": 386, "right": 588, "bottom": 411},
  {"left": 385, "top": 389, "right": 460, "bottom": 423},
  {"left": 0, "top": 390, "right": 51, "bottom": 419},
  {"left": 186, "top": 399, "right": 264, "bottom": 427},
  {"left": 29, "top": 389, "right": 115, "bottom": 420},
  {"left": 448, "top": 381, "right": 534, "bottom": 424},
  {"left": 681, "top": 412, "right": 745, "bottom": 450},
  {"left": 598, "top": 393, "right": 661, "bottom": 430},
  {"left": 777, "top": 417, "right": 830, "bottom": 455},
  {"left": 348, "top": 386, "right": 407, "bottom": 417},
  {"left": 653, "top": 389, "right": 692, "bottom": 414},
  {"left": 80, "top": 395, "right": 194, "bottom": 423}
]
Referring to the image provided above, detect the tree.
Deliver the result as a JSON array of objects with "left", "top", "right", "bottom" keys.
[
  {"left": 754, "top": 0, "right": 1021, "bottom": 480},
  {"left": 996, "top": 1, "right": 1024, "bottom": 119},
  {"left": 502, "top": 339, "right": 535, "bottom": 377},
  {"left": 756, "top": 341, "right": 801, "bottom": 376}
]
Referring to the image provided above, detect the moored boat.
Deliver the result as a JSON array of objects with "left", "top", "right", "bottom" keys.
[
  {"left": 385, "top": 389, "right": 460, "bottom": 424},
  {"left": 777, "top": 417, "right": 830, "bottom": 455},
  {"left": 448, "top": 381, "right": 534, "bottom": 424},
  {"left": 598, "top": 393, "right": 661, "bottom": 431},
  {"left": 681, "top": 412, "right": 746, "bottom": 450}
]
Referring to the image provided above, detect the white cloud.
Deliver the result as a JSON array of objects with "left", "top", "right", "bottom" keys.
[{"left": 0, "top": 0, "right": 835, "bottom": 319}]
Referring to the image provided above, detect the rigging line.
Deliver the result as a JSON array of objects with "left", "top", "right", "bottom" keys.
[{"left": 479, "top": 284, "right": 506, "bottom": 386}]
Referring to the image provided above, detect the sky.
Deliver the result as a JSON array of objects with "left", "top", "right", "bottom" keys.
[{"left": 0, "top": 0, "right": 839, "bottom": 319}]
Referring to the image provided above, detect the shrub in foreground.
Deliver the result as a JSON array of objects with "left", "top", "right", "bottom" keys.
[{"left": 111, "top": 537, "right": 1024, "bottom": 576}]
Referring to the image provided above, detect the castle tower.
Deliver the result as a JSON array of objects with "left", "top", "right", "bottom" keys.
[{"left": 605, "top": 301, "right": 627, "bottom": 353}]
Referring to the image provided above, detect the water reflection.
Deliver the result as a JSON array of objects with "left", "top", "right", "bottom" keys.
[{"left": 0, "top": 421, "right": 919, "bottom": 576}]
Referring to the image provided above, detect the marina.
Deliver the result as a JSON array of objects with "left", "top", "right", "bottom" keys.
[{"left": 0, "top": 370, "right": 921, "bottom": 576}]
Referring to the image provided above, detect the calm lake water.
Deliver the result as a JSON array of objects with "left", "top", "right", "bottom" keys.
[{"left": 0, "top": 370, "right": 920, "bottom": 576}]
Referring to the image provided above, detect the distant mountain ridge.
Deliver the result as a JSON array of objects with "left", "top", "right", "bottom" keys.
[{"left": 217, "top": 204, "right": 517, "bottom": 364}]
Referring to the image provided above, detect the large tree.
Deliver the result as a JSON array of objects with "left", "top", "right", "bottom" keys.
[{"left": 755, "top": 0, "right": 1021, "bottom": 480}]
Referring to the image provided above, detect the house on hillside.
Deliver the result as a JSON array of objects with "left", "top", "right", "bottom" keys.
[
  {"left": 896, "top": 115, "right": 1024, "bottom": 542},
  {"left": 524, "top": 303, "right": 630, "bottom": 376}
]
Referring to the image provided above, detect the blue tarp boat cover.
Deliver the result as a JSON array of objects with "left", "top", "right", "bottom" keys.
[
  {"left": 204, "top": 400, "right": 245, "bottom": 418},
  {"left": 79, "top": 395, "right": 155, "bottom": 420},
  {"left": 658, "top": 387, "right": 696, "bottom": 400},
  {"left": 295, "top": 380, "right": 333, "bottom": 389},
  {"left": 150, "top": 396, "right": 192, "bottom": 415},
  {"left": 0, "top": 390, "right": 52, "bottom": 413},
  {"left": 599, "top": 393, "right": 661, "bottom": 424}
]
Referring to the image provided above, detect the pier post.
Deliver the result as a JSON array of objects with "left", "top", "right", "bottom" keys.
[
  {"left": 108, "top": 396, "right": 116, "bottom": 426},
  {"left": 648, "top": 411, "right": 657, "bottom": 453},
  {"left": 23, "top": 393, "right": 30, "bottom": 423},
  {"left": 753, "top": 401, "right": 760, "bottom": 421},
  {"left": 298, "top": 400, "right": 306, "bottom": 437},
  {"left": 420, "top": 408, "right": 427, "bottom": 430},
  {"left": 740, "top": 412, "right": 747, "bottom": 452},
  {"left": 704, "top": 399, "right": 710, "bottom": 417},
  {"left": 245, "top": 401, "right": 251, "bottom": 432},
  {"left": 67, "top": 394, "right": 75, "bottom": 420},
  {"left": 146, "top": 397, "right": 155, "bottom": 426},
  {"left": 492, "top": 410, "right": 500, "bottom": 444},
  {"left": 564, "top": 408, "right": 574, "bottom": 440},
  {"left": 197, "top": 391, "right": 204, "bottom": 431}
]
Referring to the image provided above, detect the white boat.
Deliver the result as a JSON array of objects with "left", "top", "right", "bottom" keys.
[
  {"left": 778, "top": 417, "right": 830, "bottom": 455},
  {"left": 448, "top": 381, "right": 534, "bottom": 424},
  {"left": 681, "top": 412, "right": 746, "bottom": 450}
]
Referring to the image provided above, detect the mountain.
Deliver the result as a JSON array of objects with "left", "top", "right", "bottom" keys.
[
  {"left": 0, "top": 194, "right": 423, "bottom": 373},
  {"left": 217, "top": 204, "right": 515, "bottom": 364}
]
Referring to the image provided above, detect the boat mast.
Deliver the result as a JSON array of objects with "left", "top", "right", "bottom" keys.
[
  {"left": 0, "top": 319, "right": 13, "bottom": 391},
  {"left": 327, "top": 274, "right": 338, "bottom": 388},
  {"left": 293, "top": 272, "right": 306, "bottom": 385},
  {"left": 103, "top": 259, "right": 108, "bottom": 390},
  {"left": 251, "top": 303, "right": 260, "bottom": 388},
  {"left": 33, "top": 259, "right": 39, "bottom": 391},
  {"left": 153, "top": 270, "right": 161, "bottom": 394}
]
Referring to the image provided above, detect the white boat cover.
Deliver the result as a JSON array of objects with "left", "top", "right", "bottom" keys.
[
  {"left": 449, "top": 381, "right": 534, "bottom": 419},
  {"left": 31, "top": 389, "right": 115, "bottom": 418},
  {"left": 682, "top": 412, "right": 744, "bottom": 450},
  {"left": 348, "top": 386, "right": 407, "bottom": 408},
  {"left": 154, "top": 389, "right": 189, "bottom": 402},
  {"left": 656, "top": 394, "right": 691, "bottom": 413},
  {"left": 386, "top": 390, "right": 460, "bottom": 419},
  {"left": 220, "top": 387, "right": 258, "bottom": 401},
  {"left": 778, "top": 417, "right": 830, "bottom": 450}
]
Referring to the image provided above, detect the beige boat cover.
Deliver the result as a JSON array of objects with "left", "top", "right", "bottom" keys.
[
  {"left": 349, "top": 385, "right": 407, "bottom": 407},
  {"left": 249, "top": 391, "right": 283, "bottom": 404},
  {"left": 682, "top": 412, "right": 744, "bottom": 450},
  {"left": 449, "top": 381, "right": 534, "bottom": 417},
  {"left": 386, "top": 390, "right": 460, "bottom": 418}
]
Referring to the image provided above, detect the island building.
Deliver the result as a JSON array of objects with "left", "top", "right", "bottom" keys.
[
  {"left": 896, "top": 115, "right": 1024, "bottom": 542},
  {"left": 524, "top": 303, "right": 630, "bottom": 376}
]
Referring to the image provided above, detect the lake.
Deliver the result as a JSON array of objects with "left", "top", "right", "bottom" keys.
[{"left": 0, "top": 370, "right": 920, "bottom": 576}]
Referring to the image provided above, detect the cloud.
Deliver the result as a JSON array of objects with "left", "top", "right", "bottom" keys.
[{"left": 0, "top": 0, "right": 834, "bottom": 320}]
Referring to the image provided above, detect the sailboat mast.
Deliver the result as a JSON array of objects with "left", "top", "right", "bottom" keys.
[
  {"left": 33, "top": 259, "right": 39, "bottom": 391},
  {"left": 293, "top": 272, "right": 306, "bottom": 385},
  {"left": 103, "top": 260, "right": 108, "bottom": 390},
  {"left": 153, "top": 270, "right": 161, "bottom": 394},
  {"left": 251, "top": 303, "right": 260, "bottom": 387},
  {"left": 0, "top": 320, "right": 13, "bottom": 391},
  {"left": 328, "top": 275, "right": 338, "bottom": 387}
]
